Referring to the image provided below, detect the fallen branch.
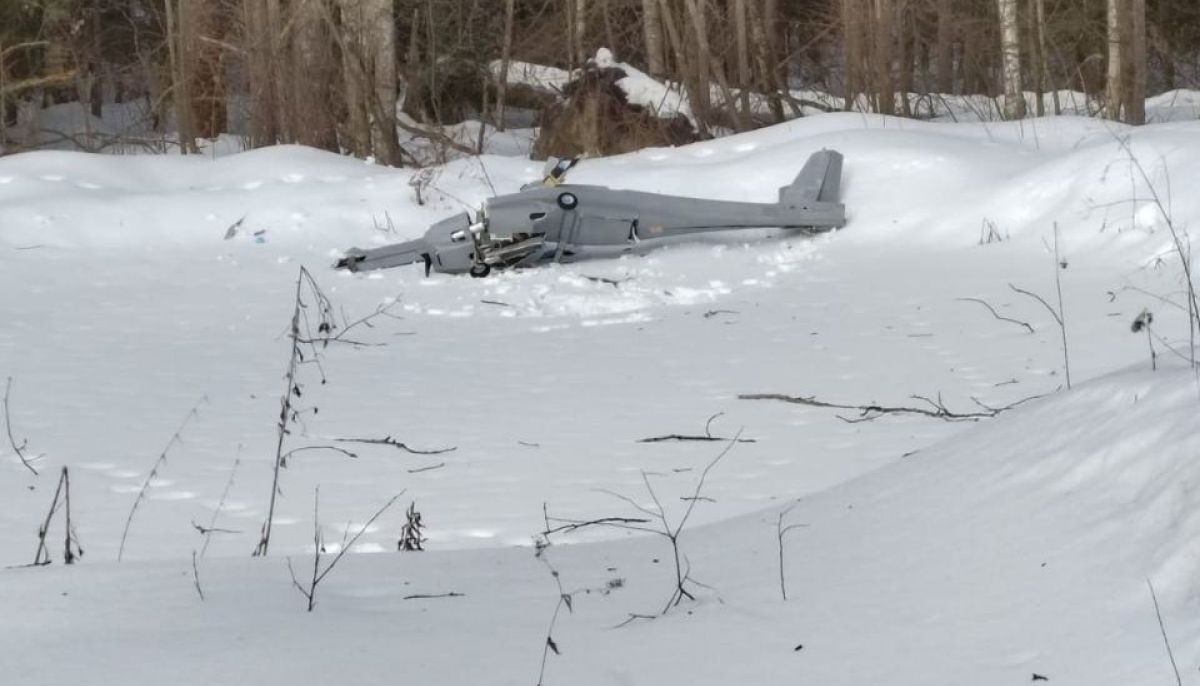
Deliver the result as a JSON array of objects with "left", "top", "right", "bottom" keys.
[
  {"left": 542, "top": 516, "right": 652, "bottom": 537},
  {"left": 739, "top": 391, "right": 1045, "bottom": 423},
  {"left": 638, "top": 434, "right": 755, "bottom": 443},
  {"left": 956, "top": 297, "right": 1034, "bottom": 333},
  {"left": 335, "top": 435, "right": 456, "bottom": 455},
  {"left": 403, "top": 592, "right": 465, "bottom": 600},
  {"left": 407, "top": 462, "right": 445, "bottom": 474},
  {"left": 638, "top": 412, "right": 756, "bottom": 443}
]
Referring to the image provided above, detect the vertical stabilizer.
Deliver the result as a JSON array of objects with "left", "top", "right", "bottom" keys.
[{"left": 779, "top": 149, "right": 843, "bottom": 207}]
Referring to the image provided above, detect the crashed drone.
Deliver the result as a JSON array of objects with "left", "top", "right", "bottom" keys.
[{"left": 335, "top": 149, "right": 846, "bottom": 277}]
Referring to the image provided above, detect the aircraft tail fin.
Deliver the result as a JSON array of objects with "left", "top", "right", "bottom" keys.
[{"left": 779, "top": 149, "right": 843, "bottom": 208}]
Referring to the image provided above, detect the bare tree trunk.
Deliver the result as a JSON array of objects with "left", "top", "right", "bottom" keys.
[
  {"left": 897, "top": 1, "right": 913, "bottom": 117},
  {"left": 290, "top": 0, "right": 337, "bottom": 149},
  {"left": 1127, "top": 0, "right": 1146, "bottom": 124},
  {"left": 339, "top": 0, "right": 370, "bottom": 156},
  {"left": 566, "top": 0, "right": 577, "bottom": 70},
  {"left": 935, "top": 0, "right": 954, "bottom": 93},
  {"left": 734, "top": 0, "right": 752, "bottom": 125},
  {"left": 1034, "top": 0, "right": 1057, "bottom": 114},
  {"left": 165, "top": 0, "right": 196, "bottom": 152},
  {"left": 576, "top": 0, "right": 588, "bottom": 65},
  {"left": 843, "top": 0, "right": 862, "bottom": 110},
  {"left": 643, "top": 0, "right": 665, "bottom": 74},
  {"left": 187, "top": 1, "right": 228, "bottom": 140},
  {"left": 658, "top": 0, "right": 688, "bottom": 78},
  {"left": 1105, "top": 0, "right": 1124, "bottom": 121},
  {"left": 1024, "top": 0, "right": 1043, "bottom": 116},
  {"left": 748, "top": 0, "right": 784, "bottom": 121},
  {"left": 872, "top": 0, "right": 894, "bottom": 115},
  {"left": 764, "top": 0, "right": 785, "bottom": 101},
  {"left": 495, "top": 0, "right": 515, "bottom": 131},
  {"left": 997, "top": 0, "right": 1025, "bottom": 119},
  {"left": 87, "top": 0, "right": 102, "bottom": 117},
  {"left": 681, "top": 0, "right": 712, "bottom": 132},
  {"left": 367, "top": 0, "right": 400, "bottom": 164},
  {"left": 244, "top": 0, "right": 277, "bottom": 146},
  {"left": 266, "top": 0, "right": 289, "bottom": 141}
]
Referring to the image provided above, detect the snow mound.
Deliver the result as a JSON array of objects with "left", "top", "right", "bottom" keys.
[
  {"left": 757, "top": 365, "right": 1200, "bottom": 683},
  {"left": 5, "top": 113, "right": 1199, "bottom": 261}
]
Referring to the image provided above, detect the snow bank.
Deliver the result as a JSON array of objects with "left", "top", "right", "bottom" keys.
[{"left": 6, "top": 112, "right": 1199, "bottom": 260}]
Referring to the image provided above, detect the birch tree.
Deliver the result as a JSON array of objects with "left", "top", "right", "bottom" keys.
[
  {"left": 997, "top": 0, "right": 1025, "bottom": 119},
  {"left": 1105, "top": 0, "right": 1124, "bottom": 120},
  {"left": 642, "top": 0, "right": 665, "bottom": 74},
  {"left": 935, "top": 0, "right": 954, "bottom": 94}
]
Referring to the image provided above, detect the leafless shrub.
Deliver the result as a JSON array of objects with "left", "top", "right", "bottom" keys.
[
  {"left": 1111, "top": 133, "right": 1199, "bottom": 369},
  {"left": 532, "top": 540, "right": 625, "bottom": 686},
  {"left": 1132, "top": 308, "right": 1157, "bottom": 370},
  {"left": 32, "top": 467, "right": 83, "bottom": 566},
  {"left": 286, "top": 488, "right": 404, "bottom": 612},
  {"left": 398, "top": 501, "right": 426, "bottom": 551},
  {"left": 254, "top": 267, "right": 399, "bottom": 557},
  {"left": 543, "top": 434, "right": 739, "bottom": 615},
  {"left": 979, "top": 218, "right": 1006, "bottom": 244}
]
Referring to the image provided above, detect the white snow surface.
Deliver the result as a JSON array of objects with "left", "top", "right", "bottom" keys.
[{"left": 4, "top": 112, "right": 1200, "bottom": 684}]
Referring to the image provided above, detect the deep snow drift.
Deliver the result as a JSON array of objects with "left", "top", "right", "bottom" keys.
[{"left": 3, "top": 112, "right": 1200, "bottom": 685}]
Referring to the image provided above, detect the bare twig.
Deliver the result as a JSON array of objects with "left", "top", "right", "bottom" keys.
[
  {"left": 638, "top": 434, "right": 756, "bottom": 443},
  {"left": 1147, "top": 579, "right": 1182, "bottom": 686},
  {"left": 638, "top": 412, "right": 756, "bottom": 443},
  {"left": 740, "top": 391, "right": 1045, "bottom": 423},
  {"left": 542, "top": 516, "right": 653, "bottom": 537},
  {"left": 1009, "top": 278, "right": 1071, "bottom": 389},
  {"left": 1008, "top": 283, "right": 1062, "bottom": 326},
  {"left": 403, "top": 592, "right": 465, "bottom": 600},
  {"left": 956, "top": 297, "right": 1034, "bottom": 333},
  {"left": 199, "top": 453, "right": 242, "bottom": 557},
  {"left": 191, "top": 550, "right": 205, "bottom": 601},
  {"left": 334, "top": 435, "right": 457, "bottom": 455},
  {"left": 4, "top": 377, "right": 40, "bottom": 475},
  {"left": 280, "top": 445, "right": 359, "bottom": 462},
  {"left": 776, "top": 502, "right": 806, "bottom": 601},
  {"left": 536, "top": 559, "right": 571, "bottom": 686},
  {"left": 118, "top": 397, "right": 207, "bottom": 561}
]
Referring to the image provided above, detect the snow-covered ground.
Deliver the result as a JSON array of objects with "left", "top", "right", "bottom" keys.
[{"left": 3, "top": 111, "right": 1200, "bottom": 684}]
